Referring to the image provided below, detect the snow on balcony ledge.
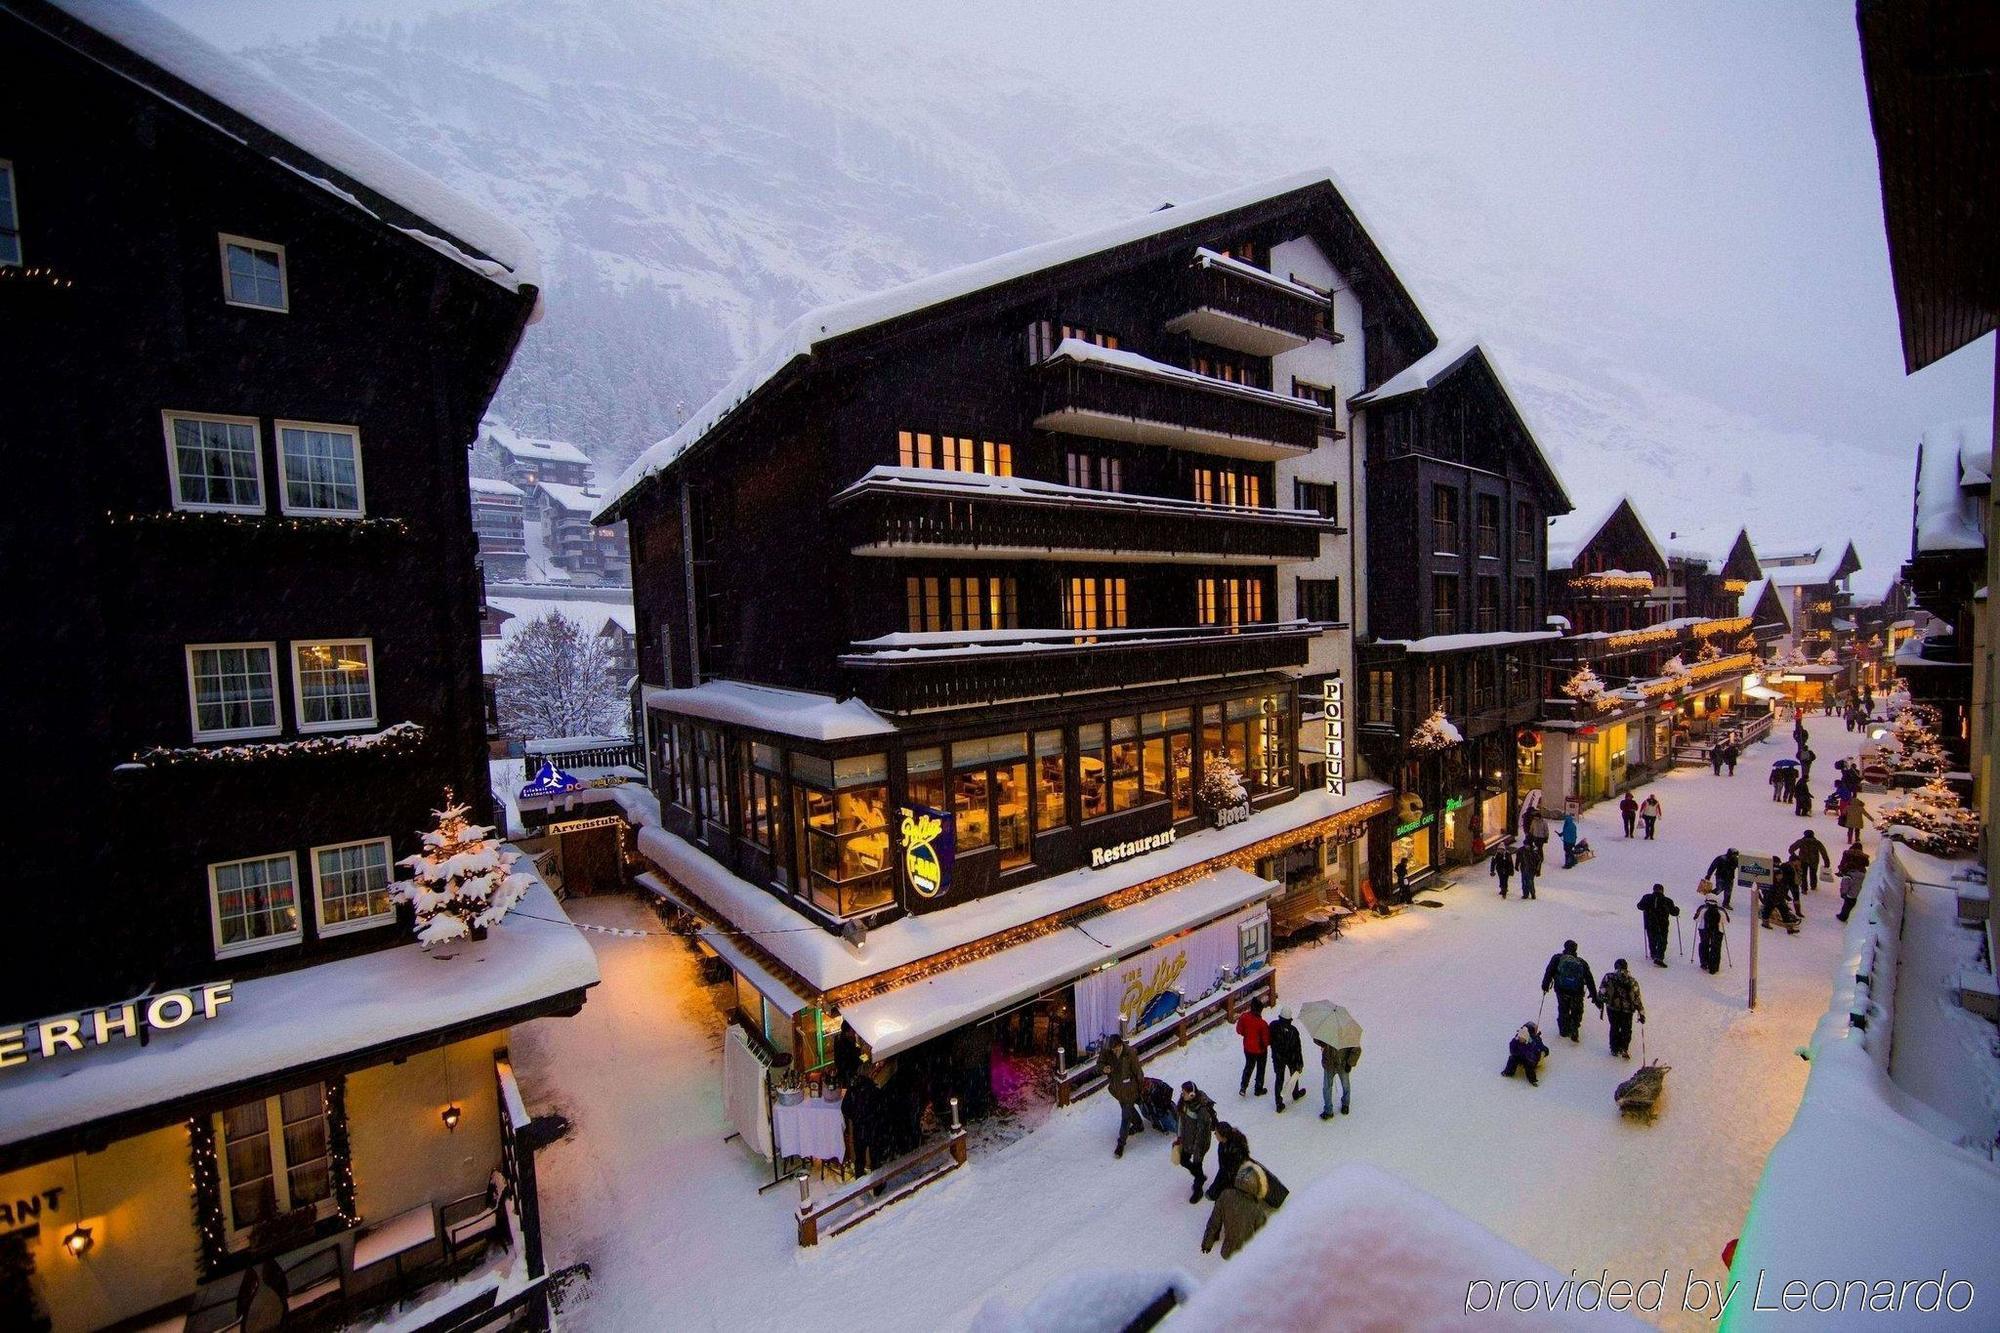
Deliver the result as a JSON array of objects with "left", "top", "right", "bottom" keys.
[
  {"left": 844, "top": 620, "right": 1318, "bottom": 661},
  {"left": 832, "top": 465, "right": 1334, "bottom": 525},
  {"left": 1191, "top": 247, "right": 1333, "bottom": 304},
  {"left": 1041, "top": 338, "right": 1333, "bottom": 418}
]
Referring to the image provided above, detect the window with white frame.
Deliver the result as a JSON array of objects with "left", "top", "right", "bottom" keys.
[
  {"left": 164, "top": 412, "right": 264, "bottom": 513},
  {"left": 210, "top": 852, "right": 301, "bottom": 956},
  {"left": 292, "top": 640, "right": 376, "bottom": 731},
  {"left": 0, "top": 161, "right": 19, "bottom": 267},
  {"left": 219, "top": 234, "right": 287, "bottom": 311},
  {"left": 313, "top": 838, "right": 395, "bottom": 933},
  {"left": 187, "top": 643, "right": 281, "bottom": 740},
  {"left": 216, "top": 1084, "right": 331, "bottom": 1236},
  {"left": 276, "top": 422, "right": 363, "bottom": 515}
]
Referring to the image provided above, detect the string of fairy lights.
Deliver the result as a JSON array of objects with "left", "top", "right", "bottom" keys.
[
  {"left": 105, "top": 509, "right": 412, "bottom": 539},
  {"left": 128, "top": 722, "right": 426, "bottom": 769}
]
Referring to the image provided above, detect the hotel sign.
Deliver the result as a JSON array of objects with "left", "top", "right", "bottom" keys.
[
  {"left": 0, "top": 982, "right": 234, "bottom": 1072},
  {"left": 1323, "top": 678, "right": 1346, "bottom": 796}
]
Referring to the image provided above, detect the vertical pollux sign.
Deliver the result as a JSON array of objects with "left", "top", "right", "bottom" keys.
[{"left": 1323, "top": 677, "right": 1346, "bottom": 796}]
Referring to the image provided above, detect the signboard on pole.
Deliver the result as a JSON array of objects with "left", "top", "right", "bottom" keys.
[
  {"left": 1736, "top": 853, "right": 1776, "bottom": 1009},
  {"left": 1323, "top": 677, "right": 1346, "bottom": 796}
]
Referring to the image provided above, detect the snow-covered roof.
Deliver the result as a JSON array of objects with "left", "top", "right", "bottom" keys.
[
  {"left": 1914, "top": 417, "right": 1991, "bottom": 555},
  {"left": 537, "top": 481, "right": 603, "bottom": 514},
  {"left": 637, "top": 782, "right": 1390, "bottom": 995},
  {"left": 1755, "top": 545, "right": 1822, "bottom": 566},
  {"left": 835, "top": 870, "right": 1274, "bottom": 1059},
  {"left": 483, "top": 419, "right": 591, "bottom": 466},
  {"left": 1375, "top": 629, "right": 1562, "bottom": 654},
  {"left": 1738, "top": 578, "right": 1787, "bottom": 626},
  {"left": 601, "top": 169, "right": 1423, "bottom": 514},
  {"left": 0, "top": 876, "right": 594, "bottom": 1153},
  {"left": 641, "top": 679, "right": 896, "bottom": 742},
  {"left": 1765, "top": 558, "right": 1845, "bottom": 588},
  {"left": 1544, "top": 496, "right": 1667, "bottom": 573},
  {"left": 1193, "top": 246, "right": 1331, "bottom": 304},
  {"left": 1042, "top": 337, "right": 1332, "bottom": 416},
  {"left": 39, "top": 0, "right": 540, "bottom": 304},
  {"left": 469, "top": 476, "right": 524, "bottom": 498}
]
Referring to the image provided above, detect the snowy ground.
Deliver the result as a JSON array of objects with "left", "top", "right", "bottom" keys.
[{"left": 511, "top": 717, "right": 1865, "bottom": 1332}]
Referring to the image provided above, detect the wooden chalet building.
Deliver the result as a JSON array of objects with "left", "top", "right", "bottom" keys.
[
  {"left": 1347, "top": 339, "right": 1573, "bottom": 882},
  {"left": 1540, "top": 500, "right": 1761, "bottom": 807},
  {"left": 598, "top": 173, "right": 1449, "bottom": 1115},
  {"left": 1900, "top": 418, "right": 1990, "bottom": 761},
  {"left": 0, "top": 5, "right": 594, "bottom": 1330}
]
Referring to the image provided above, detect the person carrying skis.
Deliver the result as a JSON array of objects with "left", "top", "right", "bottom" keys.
[
  {"left": 1235, "top": 999, "right": 1270, "bottom": 1098},
  {"left": 1097, "top": 1033, "right": 1146, "bottom": 1158},
  {"left": 1502, "top": 1022, "right": 1550, "bottom": 1085},
  {"left": 1490, "top": 844, "right": 1517, "bottom": 898},
  {"left": 1789, "top": 829, "right": 1830, "bottom": 892},
  {"left": 1637, "top": 883, "right": 1680, "bottom": 967},
  {"left": 1268, "top": 1007, "right": 1305, "bottom": 1112},
  {"left": 1704, "top": 847, "right": 1740, "bottom": 910},
  {"left": 1518, "top": 839, "right": 1542, "bottom": 900},
  {"left": 1619, "top": 792, "right": 1639, "bottom": 838},
  {"left": 1638, "top": 794, "right": 1663, "bottom": 840},
  {"left": 1599, "top": 959, "right": 1646, "bottom": 1058},
  {"left": 1694, "top": 895, "right": 1728, "bottom": 973},
  {"left": 1173, "top": 1081, "right": 1216, "bottom": 1203},
  {"left": 1540, "top": 940, "right": 1601, "bottom": 1041}
]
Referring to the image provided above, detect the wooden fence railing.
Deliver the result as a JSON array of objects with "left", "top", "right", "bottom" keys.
[
  {"left": 1054, "top": 967, "right": 1277, "bottom": 1106},
  {"left": 796, "top": 1109, "right": 969, "bottom": 1247}
]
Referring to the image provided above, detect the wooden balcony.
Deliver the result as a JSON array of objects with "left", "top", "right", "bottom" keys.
[
  {"left": 1164, "top": 251, "right": 1331, "bottom": 356},
  {"left": 1034, "top": 350, "right": 1326, "bottom": 461},
  {"left": 831, "top": 470, "right": 1336, "bottom": 565},
  {"left": 840, "top": 622, "right": 1315, "bottom": 713}
]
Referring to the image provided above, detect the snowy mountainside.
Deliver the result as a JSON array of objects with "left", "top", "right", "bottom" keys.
[{"left": 217, "top": 0, "right": 1906, "bottom": 590}]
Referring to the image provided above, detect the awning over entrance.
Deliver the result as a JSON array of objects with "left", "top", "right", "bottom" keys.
[
  {"left": 839, "top": 867, "right": 1276, "bottom": 1061},
  {"left": 637, "top": 871, "right": 810, "bottom": 1017}
]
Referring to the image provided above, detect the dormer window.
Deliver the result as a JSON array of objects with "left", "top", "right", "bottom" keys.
[{"left": 219, "top": 234, "right": 288, "bottom": 311}]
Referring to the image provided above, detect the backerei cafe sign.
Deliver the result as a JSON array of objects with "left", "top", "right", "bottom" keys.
[{"left": 0, "top": 981, "right": 234, "bottom": 1071}]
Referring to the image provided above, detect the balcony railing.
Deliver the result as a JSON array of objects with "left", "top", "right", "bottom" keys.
[
  {"left": 1035, "top": 353, "right": 1326, "bottom": 461},
  {"left": 831, "top": 470, "right": 1336, "bottom": 564},
  {"left": 840, "top": 621, "right": 1315, "bottom": 713},
  {"left": 1163, "top": 251, "right": 1330, "bottom": 356}
]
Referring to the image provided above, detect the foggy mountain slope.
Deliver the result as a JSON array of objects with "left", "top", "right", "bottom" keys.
[{"left": 216, "top": 0, "right": 1910, "bottom": 590}]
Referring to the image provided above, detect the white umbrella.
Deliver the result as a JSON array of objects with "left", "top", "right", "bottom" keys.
[{"left": 1296, "top": 1000, "right": 1363, "bottom": 1050}]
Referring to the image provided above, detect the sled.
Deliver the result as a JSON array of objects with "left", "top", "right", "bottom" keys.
[{"left": 1614, "top": 1062, "right": 1671, "bottom": 1122}]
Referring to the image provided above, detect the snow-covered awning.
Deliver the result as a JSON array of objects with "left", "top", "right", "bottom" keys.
[
  {"left": 838, "top": 869, "right": 1276, "bottom": 1060},
  {"left": 636, "top": 872, "right": 809, "bottom": 1017},
  {"left": 641, "top": 679, "right": 896, "bottom": 742},
  {"left": 0, "top": 877, "right": 596, "bottom": 1166},
  {"left": 1375, "top": 629, "right": 1561, "bottom": 654}
]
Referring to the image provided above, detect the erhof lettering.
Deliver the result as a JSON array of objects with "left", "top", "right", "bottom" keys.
[{"left": 0, "top": 981, "right": 234, "bottom": 1071}]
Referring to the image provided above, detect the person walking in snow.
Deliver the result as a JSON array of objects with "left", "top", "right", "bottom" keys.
[
  {"left": 1201, "top": 1161, "right": 1279, "bottom": 1259},
  {"left": 1789, "top": 830, "right": 1830, "bottom": 893},
  {"left": 1770, "top": 761, "right": 1793, "bottom": 804},
  {"left": 1560, "top": 812, "right": 1581, "bottom": 868},
  {"left": 1502, "top": 1022, "right": 1550, "bottom": 1085},
  {"left": 1174, "top": 1081, "right": 1216, "bottom": 1203},
  {"left": 1705, "top": 848, "right": 1740, "bottom": 910},
  {"left": 1316, "top": 1039, "right": 1359, "bottom": 1119},
  {"left": 1840, "top": 794, "right": 1869, "bottom": 847},
  {"left": 1793, "top": 776, "right": 1815, "bottom": 819},
  {"left": 1235, "top": 999, "right": 1270, "bottom": 1098},
  {"left": 1268, "top": 1007, "right": 1305, "bottom": 1112},
  {"left": 1518, "top": 839, "right": 1542, "bottom": 900},
  {"left": 1205, "top": 1121, "right": 1251, "bottom": 1202},
  {"left": 1097, "top": 1034, "right": 1146, "bottom": 1158},
  {"left": 1540, "top": 939, "right": 1601, "bottom": 1041},
  {"left": 1798, "top": 745, "right": 1817, "bottom": 784},
  {"left": 1836, "top": 847, "right": 1869, "bottom": 922},
  {"left": 1710, "top": 741, "right": 1726, "bottom": 777},
  {"left": 1723, "top": 741, "right": 1740, "bottom": 776},
  {"left": 1694, "top": 895, "right": 1728, "bottom": 974},
  {"left": 1762, "top": 865, "right": 1801, "bottom": 933},
  {"left": 1638, "top": 883, "right": 1680, "bottom": 967},
  {"left": 1599, "top": 959, "right": 1646, "bottom": 1058},
  {"left": 1619, "top": 792, "right": 1639, "bottom": 839},
  {"left": 1526, "top": 807, "right": 1550, "bottom": 851},
  {"left": 1638, "top": 793, "right": 1662, "bottom": 840},
  {"left": 1490, "top": 844, "right": 1517, "bottom": 898}
]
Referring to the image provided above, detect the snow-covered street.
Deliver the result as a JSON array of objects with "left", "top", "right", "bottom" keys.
[{"left": 513, "top": 717, "right": 1865, "bottom": 1331}]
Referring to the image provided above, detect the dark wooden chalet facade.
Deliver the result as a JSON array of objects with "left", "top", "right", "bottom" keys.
[
  {"left": 1900, "top": 421, "right": 1990, "bottom": 759},
  {"left": 0, "top": 5, "right": 590, "bottom": 1329}
]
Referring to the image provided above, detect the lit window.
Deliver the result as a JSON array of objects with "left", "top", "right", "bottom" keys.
[
  {"left": 898, "top": 430, "right": 1012, "bottom": 477},
  {"left": 0, "top": 161, "right": 18, "bottom": 267},
  {"left": 276, "top": 421, "right": 363, "bottom": 515},
  {"left": 209, "top": 852, "right": 301, "bottom": 956},
  {"left": 215, "top": 1085, "right": 331, "bottom": 1235},
  {"left": 164, "top": 412, "right": 264, "bottom": 513},
  {"left": 313, "top": 838, "right": 395, "bottom": 933},
  {"left": 187, "top": 643, "right": 281, "bottom": 740},
  {"left": 292, "top": 640, "right": 376, "bottom": 731},
  {"left": 219, "top": 234, "right": 288, "bottom": 311}
]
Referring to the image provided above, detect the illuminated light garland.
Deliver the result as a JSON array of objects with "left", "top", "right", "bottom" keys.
[
  {"left": 1880, "top": 777, "right": 1980, "bottom": 855},
  {"left": 1408, "top": 709, "right": 1462, "bottom": 752},
  {"left": 187, "top": 1116, "right": 227, "bottom": 1275},
  {"left": 1694, "top": 617, "right": 1751, "bottom": 638},
  {"left": 0, "top": 265, "right": 75, "bottom": 289},
  {"left": 1603, "top": 625, "right": 1677, "bottom": 651},
  {"left": 105, "top": 509, "right": 412, "bottom": 540},
  {"left": 325, "top": 1077, "right": 358, "bottom": 1226},
  {"left": 123, "top": 722, "right": 425, "bottom": 769},
  {"left": 1571, "top": 571, "right": 1655, "bottom": 593}
]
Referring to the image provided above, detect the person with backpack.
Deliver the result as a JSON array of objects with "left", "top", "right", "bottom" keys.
[
  {"left": 1205, "top": 1122, "right": 1251, "bottom": 1202},
  {"left": 1097, "top": 1034, "right": 1146, "bottom": 1158},
  {"left": 1540, "top": 940, "right": 1601, "bottom": 1041},
  {"left": 1694, "top": 895, "right": 1728, "bottom": 974},
  {"left": 1638, "top": 794, "right": 1663, "bottom": 840},
  {"left": 1704, "top": 848, "right": 1740, "bottom": 911},
  {"left": 1518, "top": 839, "right": 1542, "bottom": 900},
  {"left": 1316, "top": 1038, "right": 1359, "bottom": 1119},
  {"left": 1267, "top": 1007, "right": 1305, "bottom": 1112},
  {"left": 1560, "top": 812, "right": 1582, "bottom": 868},
  {"left": 1638, "top": 883, "right": 1680, "bottom": 967},
  {"left": 1598, "top": 959, "right": 1646, "bottom": 1058},
  {"left": 1619, "top": 792, "right": 1639, "bottom": 838},
  {"left": 1836, "top": 846, "right": 1870, "bottom": 923},
  {"left": 1789, "top": 830, "right": 1830, "bottom": 892},
  {"left": 1490, "top": 844, "right": 1517, "bottom": 898},
  {"left": 1235, "top": 1000, "right": 1270, "bottom": 1098},
  {"left": 1173, "top": 1081, "right": 1217, "bottom": 1204},
  {"left": 1201, "top": 1160, "right": 1284, "bottom": 1259},
  {"left": 1502, "top": 1022, "right": 1550, "bottom": 1085}
]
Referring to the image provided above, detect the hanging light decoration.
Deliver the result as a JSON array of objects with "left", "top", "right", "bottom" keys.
[
  {"left": 63, "top": 1156, "right": 93, "bottom": 1258},
  {"left": 441, "top": 1103, "right": 463, "bottom": 1132}
]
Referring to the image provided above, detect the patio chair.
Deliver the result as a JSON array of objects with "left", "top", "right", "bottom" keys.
[
  {"left": 272, "top": 1243, "right": 344, "bottom": 1315},
  {"left": 441, "top": 1176, "right": 509, "bottom": 1263}
]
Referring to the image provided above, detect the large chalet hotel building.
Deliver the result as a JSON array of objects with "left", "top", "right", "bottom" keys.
[
  {"left": 1, "top": 5, "right": 593, "bottom": 1331},
  {"left": 601, "top": 175, "right": 1569, "bottom": 1091}
]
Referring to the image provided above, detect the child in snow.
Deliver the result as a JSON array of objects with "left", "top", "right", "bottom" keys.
[
  {"left": 1490, "top": 844, "right": 1517, "bottom": 898},
  {"left": 1502, "top": 1023, "right": 1550, "bottom": 1085}
]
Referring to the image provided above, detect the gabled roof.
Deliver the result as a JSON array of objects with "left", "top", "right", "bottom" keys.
[
  {"left": 1765, "top": 541, "right": 1862, "bottom": 589},
  {"left": 537, "top": 482, "right": 603, "bottom": 515},
  {"left": 600, "top": 170, "right": 1438, "bottom": 518},
  {"left": 21, "top": 0, "right": 540, "bottom": 306},
  {"left": 1546, "top": 496, "right": 1667, "bottom": 574},
  {"left": 1719, "top": 529, "right": 1763, "bottom": 583},
  {"left": 1739, "top": 578, "right": 1790, "bottom": 628},
  {"left": 482, "top": 419, "right": 591, "bottom": 467}
]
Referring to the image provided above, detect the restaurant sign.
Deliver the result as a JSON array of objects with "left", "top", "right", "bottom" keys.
[
  {"left": 1, "top": 981, "right": 234, "bottom": 1072},
  {"left": 1091, "top": 828, "right": 1176, "bottom": 869},
  {"left": 1323, "top": 677, "right": 1346, "bottom": 796},
  {"left": 898, "top": 803, "right": 954, "bottom": 900}
]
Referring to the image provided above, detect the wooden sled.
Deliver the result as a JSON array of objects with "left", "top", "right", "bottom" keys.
[{"left": 1615, "top": 1062, "right": 1671, "bottom": 1122}]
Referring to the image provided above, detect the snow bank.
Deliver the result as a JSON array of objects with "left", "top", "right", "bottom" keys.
[
  {"left": 1173, "top": 1164, "right": 1647, "bottom": 1330},
  {"left": 969, "top": 1270, "right": 1193, "bottom": 1333},
  {"left": 1913, "top": 418, "right": 1990, "bottom": 555}
]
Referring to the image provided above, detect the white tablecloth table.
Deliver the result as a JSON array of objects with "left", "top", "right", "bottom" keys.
[{"left": 772, "top": 1097, "right": 846, "bottom": 1161}]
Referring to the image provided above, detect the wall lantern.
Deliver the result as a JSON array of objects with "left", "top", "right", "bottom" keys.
[
  {"left": 441, "top": 1103, "right": 463, "bottom": 1133},
  {"left": 63, "top": 1224, "right": 94, "bottom": 1259}
]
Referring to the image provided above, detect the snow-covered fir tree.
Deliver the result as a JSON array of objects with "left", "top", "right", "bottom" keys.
[
  {"left": 1561, "top": 667, "right": 1608, "bottom": 708},
  {"left": 1661, "top": 654, "right": 1689, "bottom": 677},
  {"left": 1197, "top": 757, "right": 1248, "bottom": 814},
  {"left": 493, "top": 609, "right": 622, "bottom": 740},
  {"left": 1410, "top": 709, "right": 1463, "bottom": 752},
  {"left": 1696, "top": 640, "right": 1723, "bottom": 662},
  {"left": 396, "top": 796, "right": 532, "bottom": 947},
  {"left": 1879, "top": 777, "right": 1981, "bottom": 856},
  {"left": 1888, "top": 703, "right": 1950, "bottom": 774}
]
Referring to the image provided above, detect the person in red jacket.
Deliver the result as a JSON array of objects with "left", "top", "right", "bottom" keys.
[{"left": 1235, "top": 998, "right": 1271, "bottom": 1098}]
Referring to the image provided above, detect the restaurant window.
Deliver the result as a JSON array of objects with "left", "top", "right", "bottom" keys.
[
  {"left": 734, "top": 972, "right": 791, "bottom": 1055},
  {"left": 897, "top": 430, "right": 1013, "bottom": 477},
  {"left": 1431, "top": 485, "right": 1460, "bottom": 553},
  {"left": 1142, "top": 707, "right": 1196, "bottom": 820},
  {"left": 1065, "top": 450, "right": 1123, "bottom": 492},
  {"left": 1197, "top": 576, "right": 1264, "bottom": 629},
  {"left": 210, "top": 852, "right": 300, "bottom": 957},
  {"left": 216, "top": 1085, "right": 332, "bottom": 1237},
  {"left": 1201, "top": 693, "right": 1293, "bottom": 798},
  {"left": 311, "top": 837, "right": 394, "bottom": 935},
  {"left": 1432, "top": 575, "right": 1460, "bottom": 635},
  {"left": 1366, "top": 669, "right": 1395, "bottom": 725},
  {"left": 1515, "top": 577, "right": 1537, "bottom": 630},
  {"left": 951, "top": 734, "right": 1032, "bottom": 869},
  {"left": 670, "top": 720, "right": 728, "bottom": 836},
  {"left": 905, "top": 575, "right": 1017, "bottom": 632},
  {"left": 1475, "top": 494, "right": 1500, "bottom": 558},
  {"left": 1192, "top": 466, "right": 1262, "bottom": 508},
  {"left": 1034, "top": 729, "right": 1068, "bottom": 830},
  {"left": 1293, "top": 479, "right": 1337, "bottom": 518},
  {"left": 292, "top": 639, "right": 376, "bottom": 731},
  {"left": 1515, "top": 502, "right": 1536, "bottom": 562},
  {"left": 1475, "top": 577, "right": 1501, "bottom": 632},
  {"left": 739, "top": 741, "right": 786, "bottom": 872},
  {"left": 1078, "top": 717, "right": 1165, "bottom": 819},
  {"left": 791, "top": 753, "right": 892, "bottom": 918},
  {"left": 1064, "top": 576, "right": 1128, "bottom": 632},
  {"left": 1297, "top": 578, "right": 1340, "bottom": 624}
]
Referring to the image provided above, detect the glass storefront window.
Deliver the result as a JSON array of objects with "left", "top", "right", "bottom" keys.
[
  {"left": 952, "top": 734, "right": 1031, "bottom": 868},
  {"left": 1109, "top": 715, "right": 1141, "bottom": 811},
  {"left": 907, "top": 747, "right": 948, "bottom": 812},
  {"left": 1171, "top": 734, "right": 1195, "bottom": 820},
  {"left": 1392, "top": 825, "right": 1433, "bottom": 876},
  {"left": 1079, "top": 722, "right": 1109, "bottom": 820},
  {"left": 1034, "top": 729, "right": 1067, "bottom": 830},
  {"left": 792, "top": 753, "right": 891, "bottom": 918}
]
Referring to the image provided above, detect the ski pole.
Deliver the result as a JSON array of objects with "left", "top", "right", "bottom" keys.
[
  {"left": 1723, "top": 932, "right": 1733, "bottom": 969},
  {"left": 1676, "top": 916, "right": 1685, "bottom": 959},
  {"left": 1641, "top": 1020, "right": 1648, "bottom": 1064},
  {"left": 1537, "top": 991, "right": 1547, "bottom": 1024}
]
